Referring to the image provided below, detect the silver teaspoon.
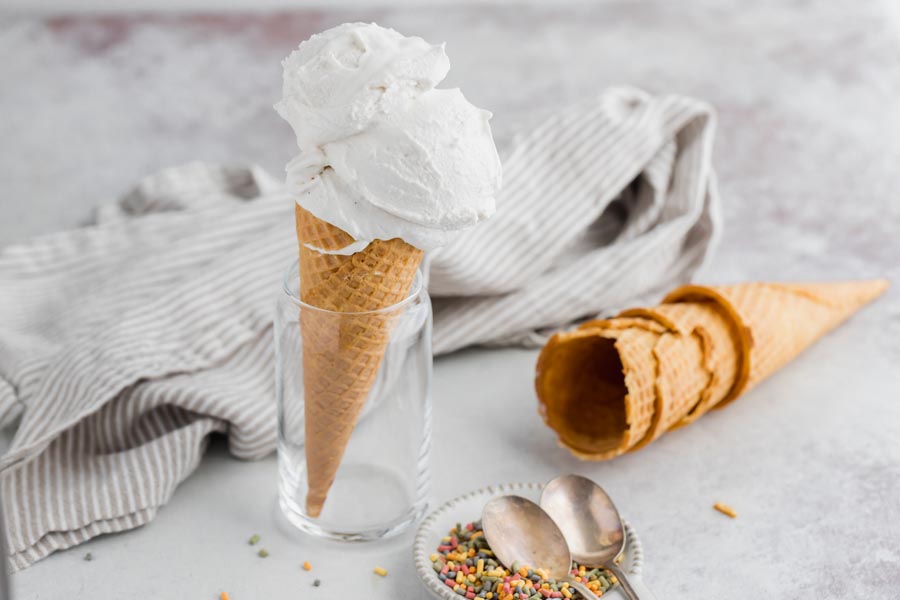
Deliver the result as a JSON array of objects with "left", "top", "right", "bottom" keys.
[
  {"left": 541, "top": 474, "right": 658, "bottom": 600},
  {"left": 482, "top": 495, "right": 601, "bottom": 600}
]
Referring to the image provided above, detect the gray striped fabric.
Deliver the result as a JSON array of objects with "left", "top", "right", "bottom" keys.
[{"left": 0, "top": 87, "right": 719, "bottom": 569}]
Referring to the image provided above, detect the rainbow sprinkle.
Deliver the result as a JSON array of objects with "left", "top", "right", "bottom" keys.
[{"left": 433, "top": 521, "right": 618, "bottom": 599}]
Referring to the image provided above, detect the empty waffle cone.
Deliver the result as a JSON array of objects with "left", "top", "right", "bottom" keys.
[
  {"left": 295, "top": 205, "right": 423, "bottom": 516},
  {"left": 535, "top": 279, "right": 888, "bottom": 461}
]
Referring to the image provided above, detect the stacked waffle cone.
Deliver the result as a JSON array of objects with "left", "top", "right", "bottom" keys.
[
  {"left": 536, "top": 280, "right": 888, "bottom": 460},
  {"left": 295, "top": 205, "right": 423, "bottom": 516}
]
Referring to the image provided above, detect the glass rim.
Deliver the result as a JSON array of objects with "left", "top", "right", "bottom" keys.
[{"left": 281, "top": 260, "right": 425, "bottom": 316}]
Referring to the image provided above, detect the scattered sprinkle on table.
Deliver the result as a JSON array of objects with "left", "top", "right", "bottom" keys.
[
  {"left": 220, "top": 592, "right": 230, "bottom": 600},
  {"left": 313, "top": 579, "right": 321, "bottom": 587},
  {"left": 303, "top": 560, "right": 312, "bottom": 571},
  {"left": 248, "top": 534, "right": 260, "bottom": 545},
  {"left": 373, "top": 566, "right": 388, "bottom": 577},
  {"left": 713, "top": 502, "right": 738, "bottom": 518},
  {"left": 83, "top": 552, "right": 92, "bottom": 562},
  {"left": 258, "top": 548, "right": 269, "bottom": 558},
  {"left": 433, "top": 520, "right": 618, "bottom": 599}
]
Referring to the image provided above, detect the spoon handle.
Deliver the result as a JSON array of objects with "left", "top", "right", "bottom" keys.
[
  {"left": 564, "top": 576, "right": 602, "bottom": 600},
  {"left": 606, "top": 564, "right": 658, "bottom": 600}
]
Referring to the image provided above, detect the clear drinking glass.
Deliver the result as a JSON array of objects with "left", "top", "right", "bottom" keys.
[{"left": 274, "top": 261, "right": 432, "bottom": 541}]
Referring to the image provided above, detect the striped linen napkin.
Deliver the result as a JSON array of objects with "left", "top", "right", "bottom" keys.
[{"left": 0, "top": 87, "right": 719, "bottom": 569}]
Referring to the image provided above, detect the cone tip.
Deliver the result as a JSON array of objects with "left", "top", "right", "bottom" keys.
[
  {"left": 801, "top": 278, "right": 890, "bottom": 306},
  {"left": 869, "top": 278, "right": 890, "bottom": 294},
  {"left": 306, "top": 495, "right": 325, "bottom": 518}
]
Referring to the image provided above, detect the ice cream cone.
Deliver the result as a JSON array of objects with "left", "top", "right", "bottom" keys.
[
  {"left": 535, "top": 279, "right": 888, "bottom": 461},
  {"left": 277, "top": 23, "right": 501, "bottom": 520},
  {"left": 295, "top": 205, "right": 423, "bottom": 516}
]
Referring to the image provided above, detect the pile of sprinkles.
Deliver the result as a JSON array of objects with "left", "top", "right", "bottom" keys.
[{"left": 432, "top": 521, "right": 618, "bottom": 599}]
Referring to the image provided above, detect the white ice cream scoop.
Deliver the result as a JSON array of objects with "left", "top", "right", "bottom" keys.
[{"left": 276, "top": 22, "right": 502, "bottom": 252}]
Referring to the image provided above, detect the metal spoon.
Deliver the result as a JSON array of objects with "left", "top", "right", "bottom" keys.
[
  {"left": 482, "top": 495, "right": 601, "bottom": 600},
  {"left": 540, "top": 474, "right": 658, "bottom": 600}
]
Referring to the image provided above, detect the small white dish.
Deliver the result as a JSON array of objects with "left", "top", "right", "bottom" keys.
[{"left": 414, "top": 482, "right": 645, "bottom": 599}]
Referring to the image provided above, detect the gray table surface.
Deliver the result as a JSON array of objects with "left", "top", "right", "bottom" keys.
[{"left": 2, "top": 1, "right": 900, "bottom": 598}]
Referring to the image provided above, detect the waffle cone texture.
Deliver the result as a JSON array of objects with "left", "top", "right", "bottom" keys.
[
  {"left": 294, "top": 205, "right": 423, "bottom": 516},
  {"left": 536, "top": 280, "right": 889, "bottom": 460}
]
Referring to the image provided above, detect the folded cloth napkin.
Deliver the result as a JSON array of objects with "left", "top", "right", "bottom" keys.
[{"left": 0, "top": 86, "right": 719, "bottom": 569}]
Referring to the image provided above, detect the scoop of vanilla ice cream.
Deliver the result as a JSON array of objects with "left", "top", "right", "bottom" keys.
[{"left": 276, "top": 22, "right": 502, "bottom": 252}]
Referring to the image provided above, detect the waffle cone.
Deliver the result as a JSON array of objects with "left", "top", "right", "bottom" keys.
[
  {"left": 295, "top": 205, "right": 423, "bottom": 516},
  {"left": 535, "top": 279, "right": 888, "bottom": 461}
]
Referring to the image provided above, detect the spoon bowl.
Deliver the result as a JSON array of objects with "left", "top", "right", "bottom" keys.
[
  {"left": 540, "top": 474, "right": 626, "bottom": 566},
  {"left": 482, "top": 495, "right": 600, "bottom": 599},
  {"left": 482, "top": 495, "right": 571, "bottom": 579},
  {"left": 541, "top": 474, "right": 658, "bottom": 600}
]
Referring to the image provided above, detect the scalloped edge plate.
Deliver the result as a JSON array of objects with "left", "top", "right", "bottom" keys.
[{"left": 414, "top": 482, "right": 644, "bottom": 599}]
